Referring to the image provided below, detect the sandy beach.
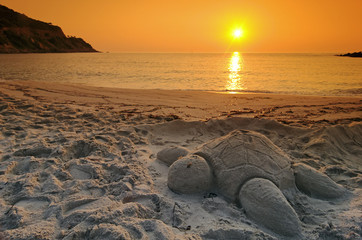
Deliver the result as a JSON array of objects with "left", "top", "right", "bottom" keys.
[{"left": 1, "top": 80, "right": 361, "bottom": 240}]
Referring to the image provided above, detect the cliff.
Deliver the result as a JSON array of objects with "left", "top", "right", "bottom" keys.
[{"left": 0, "top": 5, "right": 97, "bottom": 53}]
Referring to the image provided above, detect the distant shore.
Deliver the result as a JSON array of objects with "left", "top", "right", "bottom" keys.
[{"left": 337, "top": 51, "right": 362, "bottom": 58}]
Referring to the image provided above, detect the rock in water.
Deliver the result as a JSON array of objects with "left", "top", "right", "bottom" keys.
[
  {"left": 293, "top": 163, "right": 346, "bottom": 199},
  {"left": 239, "top": 178, "right": 302, "bottom": 238},
  {"left": 157, "top": 146, "right": 189, "bottom": 166},
  {"left": 168, "top": 155, "right": 212, "bottom": 194}
]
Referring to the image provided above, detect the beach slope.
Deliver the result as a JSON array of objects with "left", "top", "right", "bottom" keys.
[{"left": 0, "top": 81, "right": 361, "bottom": 239}]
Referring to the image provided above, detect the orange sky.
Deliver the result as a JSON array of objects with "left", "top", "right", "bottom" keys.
[{"left": 2, "top": 0, "right": 362, "bottom": 53}]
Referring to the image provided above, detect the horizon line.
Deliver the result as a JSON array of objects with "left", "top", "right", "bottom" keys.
[{"left": 97, "top": 51, "right": 354, "bottom": 54}]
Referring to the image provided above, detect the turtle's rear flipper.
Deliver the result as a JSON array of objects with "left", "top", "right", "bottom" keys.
[
  {"left": 239, "top": 178, "right": 303, "bottom": 238},
  {"left": 293, "top": 163, "right": 347, "bottom": 200}
]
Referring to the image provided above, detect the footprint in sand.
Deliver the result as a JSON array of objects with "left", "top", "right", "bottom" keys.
[
  {"left": 69, "top": 165, "right": 94, "bottom": 180},
  {"left": 14, "top": 198, "right": 49, "bottom": 212},
  {"left": 12, "top": 198, "right": 50, "bottom": 224},
  {"left": 62, "top": 197, "right": 113, "bottom": 215}
]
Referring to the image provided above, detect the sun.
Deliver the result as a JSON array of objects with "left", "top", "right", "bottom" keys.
[{"left": 233, "top": 29, "right": 244, "bottom": 39}]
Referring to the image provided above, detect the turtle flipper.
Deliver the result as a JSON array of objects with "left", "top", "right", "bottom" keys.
[
  {"left": 239, "top": 178, "right": 302, "bottom": 238},
  {"left": 293, "top": 163, "right": 347, "bottom": 199},
  {"left": 167, "top": 155, "right": 212, "bottom": 194}
]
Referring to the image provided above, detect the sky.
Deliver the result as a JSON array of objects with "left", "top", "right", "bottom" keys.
[{"left": 2, "top": 0, "right": 362, "bottom": 53}]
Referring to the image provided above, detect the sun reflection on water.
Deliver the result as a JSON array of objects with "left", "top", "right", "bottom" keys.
[{"left": 226, "top": 52, "right": 245, "bottom": 93}]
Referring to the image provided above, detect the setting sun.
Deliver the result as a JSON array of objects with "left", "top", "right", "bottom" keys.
[{"left": 233, "top": 29, "right": 244, "bottom": 39}]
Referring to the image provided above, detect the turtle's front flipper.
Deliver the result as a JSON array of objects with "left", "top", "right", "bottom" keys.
[
  {"left": 293, "top": 163, "right": 347, "bottom": 199},
  {"left": 239, "top": 178, "right": 302, "bottom": 238}
]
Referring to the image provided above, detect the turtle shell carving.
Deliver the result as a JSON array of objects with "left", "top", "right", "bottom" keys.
[{"left": 194, "top": 130, "right": 295, "bottom": 201}]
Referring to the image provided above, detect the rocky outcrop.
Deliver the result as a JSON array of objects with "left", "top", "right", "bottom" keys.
[
  {"left": 0, "top": 4, "right": 97, "bottom": 53},
  {"left": 337, "top": 51, "right": 362, "bottom": 58}
]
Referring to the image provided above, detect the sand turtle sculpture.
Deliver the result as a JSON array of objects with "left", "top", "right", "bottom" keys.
[{"left": 157, "top": 130, "right": 347, "bottom": 238}]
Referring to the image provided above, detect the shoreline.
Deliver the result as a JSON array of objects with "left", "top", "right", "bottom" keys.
[
  {"left": 2, "top": 79, "right": 361, "bottom": 99},
  {"left": 1, "top": 80, "right": 362, "bottom": 239},
  {"left": 1, "top": 80, "right": 361, "bottom": 127}
]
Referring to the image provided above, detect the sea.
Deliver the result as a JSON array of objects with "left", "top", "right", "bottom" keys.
[{"left": 0, "top": 52, "right": 361, "bottom": 96}]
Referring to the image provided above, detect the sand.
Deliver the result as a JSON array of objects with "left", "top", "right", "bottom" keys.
[{"left": 0, "top": 80, "right": 361, "bottom": 239}]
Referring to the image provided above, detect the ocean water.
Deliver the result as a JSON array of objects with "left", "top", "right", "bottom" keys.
[{"left": 0, "top": 52, "right": 361, "bottom": 96}]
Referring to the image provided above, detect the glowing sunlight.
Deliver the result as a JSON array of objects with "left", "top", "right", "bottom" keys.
[
  {"left": 226, "top": 52, "right": 245, "bottom": 93},
  {"left": 232, "top": 29, "right": 244, "bottom": 39}
]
